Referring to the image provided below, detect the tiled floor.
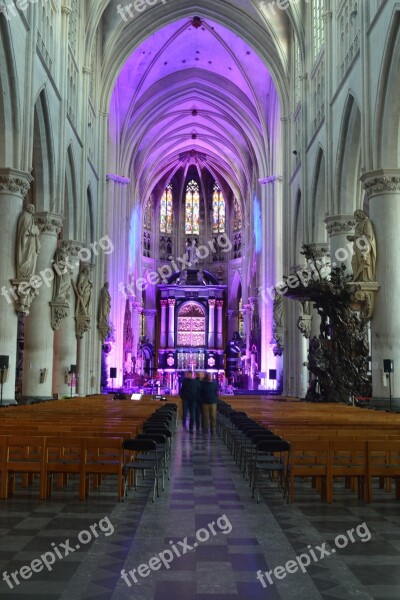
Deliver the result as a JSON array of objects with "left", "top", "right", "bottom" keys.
[{"left": 1, "top": 426, "right": 400, "bottom": 599}]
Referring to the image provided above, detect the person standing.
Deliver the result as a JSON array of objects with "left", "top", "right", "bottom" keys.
[
  {"left": 179, "top": 371, "right": 196, "bottom": 433},
  {"left": 202, "top": 373, "right": 218, "bottom": 434},
  {"left": 194, "top": 372, "right": 205, "bottom": 432}
]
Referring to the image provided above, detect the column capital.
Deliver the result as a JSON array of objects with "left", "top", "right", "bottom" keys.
[
  {"left": 0, "top": 168, "right": 33, "bottom": 197},
  {"left": 325, "top": 214, "right": 356, "bottom": 237},
  {"left": 35, "top": 212, "right": 64, "bottom": 236},
  {"left": 60, "top": 240, "right": 85, "bottom": 257},
  {"left": 361, "top": 169, "right": 400, "bottom": 197},
  {"left": 216, "top": 300, "right": 224, "bottom": 309},
  {"left": 168, "top": 298, "right": 176, "bottom": 307},
  {"left": 160, "top": 299, "right": 168, "bottom": 308},
  {"left": 208, "top": 298, "right": 216, "bottom": 308},
  {"left": 106, "top": 174, "right": 131, "bottom": 185}
]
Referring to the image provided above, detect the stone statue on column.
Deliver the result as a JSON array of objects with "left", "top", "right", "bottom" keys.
[
  {"left": 73, "top": 264, "right": 92, "bottom": 338},
  {"left": 51, "top": 243, "right": 73, "bottom": 330},
  {"left": 98, "top": 282, "right": 112, "bottom": 342},
  {"left": 297, "top": 301, "right": 312, "bottom": 339},
  {"left": 347, "top": 210, "right": 376, "bottom": 282},
  {"left": 272, "top": 288, "right": 285, "bottom": 355},
  {"left": 16, "top": 204, "right": 41, "bottom": 279}
]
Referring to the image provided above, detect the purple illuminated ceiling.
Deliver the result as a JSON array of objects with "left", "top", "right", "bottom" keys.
[{"left": 109, "top": 16, "right": 279, "bottom": 201}]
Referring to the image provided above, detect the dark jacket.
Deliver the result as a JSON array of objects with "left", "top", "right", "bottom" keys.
[
  {"left": 200, "top": 380, "right": 218, "bottom": 405},
  {"left": 180, "top": 378, "right": 199, "bottom": 405}
]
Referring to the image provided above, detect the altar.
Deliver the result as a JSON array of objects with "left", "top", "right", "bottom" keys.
[{"left": 157, "top": 269, "right": 226, "bottom": 387}]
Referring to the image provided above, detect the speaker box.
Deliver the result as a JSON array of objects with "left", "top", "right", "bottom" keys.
[
  {"left": 0, "top": 355, "right": 9, "bottom": 370},
  {"left": 110, "top": 367, "right": 117, "bottom": 379},
  {"left": 70, "top": 364, "right": 77, "bottom": 374},
  {"left": 383, "top": 359, "right": 394, "bottom": 373},
  {"left": 269, "top": 369, "right": 277, "bottom": 380}
]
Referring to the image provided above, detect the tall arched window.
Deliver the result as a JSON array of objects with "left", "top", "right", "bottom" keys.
[
  {"left": 313, "top": 0, "right": 325, "bottom": 60},
  {"left": 233, "top": 198, "right": 242, "bottom": 231},
  {"left": 185, "top": 180, "right": 200, "bottom": 235},
  {"left": 212, "top": 183, "right": 225, "bottom": 233},
  {"left": 144, "top": 198, "right": 152, "bottom": 230},
  {"left": 160, "top": 183, "right": 173, "bottom": 234}
]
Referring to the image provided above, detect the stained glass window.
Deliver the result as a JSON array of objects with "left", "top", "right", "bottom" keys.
[
  {"left": 160, "top": 183, "right": 173, "bottom": 234},
  {"left": 313, "top": 0, "right": 325, "bottom": 61},
  {"left": 212, "top": 183, "right": 225, "bottom": 234},
  {"left": 144, "top": 198, "right": 152, "bottom": 230},
  {"left": 185, "top": 180, "right": 200, "bottom": 235},
  {"left": 234, "top": 198, "right": 242, "bottom": 231}
]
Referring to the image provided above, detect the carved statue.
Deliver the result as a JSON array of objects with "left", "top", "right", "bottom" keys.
[
  {"left": 297, "top": 301, "right": 312, "bottom": 339},
  {"left": 186, "top": 239, "right": 198, "bottom": 267},
  {"left": 75, "top": 265, "right": 92, "bottom": 317},
  {"left": 347, "top": 210, "right": 376, "bottom": 282},
  {"left": 99, "top": 282, "right": 111, "bottom": 325},
  {"left": 98, "top": 282, "right": 111, "bottom": 342},
  {"left": 16, "top": 204, "right": 41, "bottom": 278},
  {"left": 272, "top": 289, "right": 284, "bottom": 331},
  {"left": 52, "top": 245, "right": 72, "bottom": 302}
]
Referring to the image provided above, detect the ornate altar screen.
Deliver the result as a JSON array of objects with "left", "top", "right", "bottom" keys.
[{"left": 177, "top": 303, "right": 206, "bottom": 347}]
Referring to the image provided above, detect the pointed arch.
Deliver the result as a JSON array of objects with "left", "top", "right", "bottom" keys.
[
  {"left": 374, "top": 8, "right": 400, "bottom": 167},
  {"left": 32, "top": 89, "right": 55, "bottom": 210},
  {"left": 335, "top": 93, "right": 362, "bottom": 214},
  {"left": 311, "top": 147, "right": 327, "bottom": 241},
  {"left": 0, "top": 14, "right": 20, "bottom": 166},
  {"left": 63, "top": 144, "right": 78, "bottom": 239}
]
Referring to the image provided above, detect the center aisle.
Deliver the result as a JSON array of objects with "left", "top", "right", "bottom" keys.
[{"left": 59, "top": 424, "right": 374, "bottom": 600}]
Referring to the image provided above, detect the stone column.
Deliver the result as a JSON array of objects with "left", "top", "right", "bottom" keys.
[
  {"left": 160, "top": 300, "right": 167, "bottom": 348},
  {"left": 167, "top": 299, "right": 175, "bottom": 348},
  {"left": 52, "top": 241, "right": 83, "bottom": 397},
  {"left": 325, "top": 215, "right": 356, "bottom": 274},
  {"left": 144, "top": 309, "right": 157, "bottom": 345},
  {"left": 22, "top": 212, "right": 63, "bottom": 399},
  {"left": 208, "top": 299, "right": 216, "bottom": 349},
  {"left": 226, "top": 309, "right": 238, "bottom": 341},
  {"left": 216, "top": 300, "right": 224, "bottom": 349},
  {"left": 0, "top": 169, "right": 33, "bottom": 404},
  {"left": 242, "top": 303, "right": 252, "bottom": 360},
  {"left": 361, "top": 170, "right": 400, "bottom": 406}
]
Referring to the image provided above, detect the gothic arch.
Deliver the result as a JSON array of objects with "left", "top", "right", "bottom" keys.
[
  {"left": 311, "top": 147, "right": 327, "bottom": 241},
  {"left": 32, "top": 89, "right": 55, "bottom": 210},
  {"left": 0, "top": 13, "right": 20, "bottom": 167},
  {"left": 374, "top": 8, "right": 400, "bottom": 167},
  {"left": 335, "top": 93, "right": 361, "bottom": 214}
]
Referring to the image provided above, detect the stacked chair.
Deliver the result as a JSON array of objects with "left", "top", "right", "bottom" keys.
[
  {"left": 122, "top": 403, "right": 177, "bottom": 503},
  {"left": 217, "top": 401, "right": 291, "bottom": 503}
]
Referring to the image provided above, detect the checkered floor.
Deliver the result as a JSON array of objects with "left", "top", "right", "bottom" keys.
[{"left": 1, "top": 426, "right": 400, "bottom": 599}]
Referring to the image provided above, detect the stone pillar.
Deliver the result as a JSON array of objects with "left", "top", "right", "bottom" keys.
[
  {"left": 361, "top": 170, "right": 400, "bottom": 406},
  {"left": 208, "top": 299, "right": 216, "bottom": 348},
  {"left": 52, "top": 241, "right": 83, "bottom": 397},
  {"left": 242, "top": 303, "right": 252, "bottom": 360},
  {"left": 216, "top": 300, "right": 224, "bottom": 349},
  {"left": 226, "top": 309, "right": 238, "bottom": 341},
  {"left": 160, "top": 300, "right": 167, "bottom": 348},
  {"left": 0, "top": 169, "right": 33, "bottom": 404},
  {"left": 167, "top": 299, "right": 175, "bottom": 348},
  {"left": 144, "top": 309, "right": 157, "bottom": 345},
  {"left": 22, "top": 212, "right": 63, "bottom": 399},
  {"left": 325, "top": 215, "right": 356, "bottom": 274}
]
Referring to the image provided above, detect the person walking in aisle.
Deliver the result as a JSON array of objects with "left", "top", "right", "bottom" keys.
[
  {"left": 194, "top": 372, "right": 205, "bottom": 432},
  {"left": 179, "top": 371, "right": 197, "bottom": 433},
  {"left": 201, "top": 373, "right": 218, "bottom": 434}
]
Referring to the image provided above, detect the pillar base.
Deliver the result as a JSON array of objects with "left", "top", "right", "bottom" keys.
[
  {"left": 369, "top": 397, "right": 400, "bottom": 411},
  {"left": 0, "top": 398, "right": 18, "bottom": 406}
]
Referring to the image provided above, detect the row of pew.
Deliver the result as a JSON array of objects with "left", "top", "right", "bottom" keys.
[
  {"left": 0, "top": 396, "right": 173, "bottom": 501},
  {"left": 218, "top": 396, "right": 400, "bottom": 503}
]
